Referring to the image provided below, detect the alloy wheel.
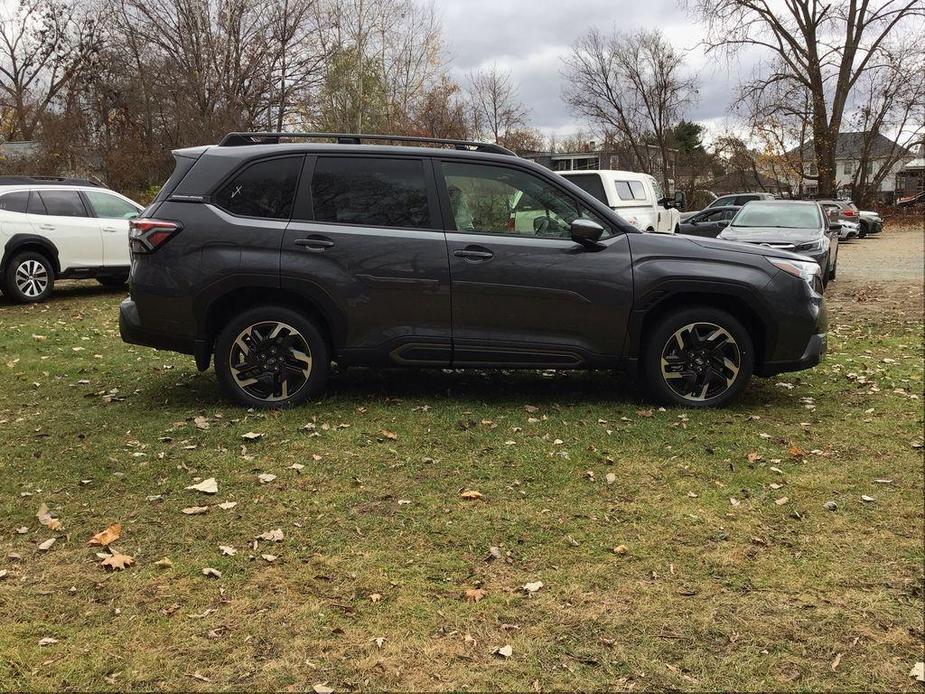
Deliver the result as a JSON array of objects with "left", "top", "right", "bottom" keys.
[
  {"left": 659, "top": 322, "right": 741, "bottom": 402},
  {"left": 228, "top": 321, "right": 313, "bottom": 402},
  {"left": 15, "top": 260, "right": 49, "bottom": 298}
]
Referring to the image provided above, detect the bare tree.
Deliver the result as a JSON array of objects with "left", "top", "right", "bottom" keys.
[
  {"left": 563, "top": 28, "right": 698, "bottom": 191},
  {"left": 690, "top": 0, "right": 925, "bottom": 197},
  {"left": 466, "top": 64, "right": 528, "bottom": 145},
  {"left": 0, "top": 0, "right": 102, "bottom": 140}
]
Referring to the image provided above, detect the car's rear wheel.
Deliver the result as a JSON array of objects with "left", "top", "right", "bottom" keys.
[
  {"left": 214, "top": 305, "right": 329, "bottom": 408},
  {"left": 643, "top": 306, "right": 754, "bottom": 408},
  {"left": 97, "top": 272, "right": 129, "bottom": 288},
  {"left": 3, "top": 251, "right": 55, "bottom": 303}
]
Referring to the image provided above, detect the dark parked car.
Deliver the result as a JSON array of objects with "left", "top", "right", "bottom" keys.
[
  {"left": 678, "top": 205, "right": 741, "bottom": 237},
  {"left": 718, "top": 201, "right": 839, "bottom": 285},
  {"left": 121, "top": 132, "right": 828, "bottom": 409},
  {"left": 680, "top": 191, "right": 775, "bottom": 221}
]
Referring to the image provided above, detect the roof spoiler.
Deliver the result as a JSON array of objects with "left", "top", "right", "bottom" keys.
[{"left": 217, "top": 132, "right": 516, "bottom": 156}]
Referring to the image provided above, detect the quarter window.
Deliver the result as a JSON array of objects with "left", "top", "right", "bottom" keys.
[
  {"left": 214, "top": 156, "right": 302, "bottom": 219},
  {"left": 442, "top": 161, "right": 609, "bottom": 239},
  {"left": 310, "top": 157, "right": 431, "bottom": 228},
  {"left": 0, "top": 191, "right": 29, "bottom": 213},
  {"left": 36, "top": 191, "right": 87, "bottom": 217},
  {"left": 85, "top": 191, "right": 140, "bottom": 219}
]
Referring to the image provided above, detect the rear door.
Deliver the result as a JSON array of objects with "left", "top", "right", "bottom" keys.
[
  {"left": 280, "top": 155, "right": 451, "bottom": 366},
  {"left": 438, "top": 159, "right": 633, "bottom": 367},
  {"left": 83, "top": 190, "right": 141, "bottom": 266},
  {"left": 27, "top": 189, "right": 102, "bottom": 269}
]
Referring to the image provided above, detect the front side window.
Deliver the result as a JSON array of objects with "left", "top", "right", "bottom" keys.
[
  {"left": 442, "top": 161, "right": 609, "bottom": 239},
  {"left": 0, "top": 191, "right": 29, "bottom": 213},
  {"left": 311, "top": 157, "right": 431, "bottom": 228},
  {"left": 85, "top": 191, "right": 140, "bottom": 219},
  {"left": 36, "top": 191, "right": 87, "bottom": 217},
  {"left": 214, "top": 156, "right": 301, "bottom": 219}
]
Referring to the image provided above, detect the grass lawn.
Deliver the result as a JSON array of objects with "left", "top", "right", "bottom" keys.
[{"left": 0, "top": 227, "right": 922, "bottom": 691}]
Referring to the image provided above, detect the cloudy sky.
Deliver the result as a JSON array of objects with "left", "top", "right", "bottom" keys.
[{"left": 436, "top": 0, "right": 763, "bottom": 141}]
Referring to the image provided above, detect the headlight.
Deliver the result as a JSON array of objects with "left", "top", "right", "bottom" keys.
[
  {"left": 767, "top": 257, "right": 822, "bottom": 285},
  {"left": 795, "top": 237, "right": 828, "bottom": 253}
]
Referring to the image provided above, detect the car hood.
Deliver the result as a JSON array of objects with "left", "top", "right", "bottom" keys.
[
  {"left": 718, "top": 225, "right": 820, "bottom": 245},
  {"left": 686, "top": 235, "right": 814, "bottom": 262}
]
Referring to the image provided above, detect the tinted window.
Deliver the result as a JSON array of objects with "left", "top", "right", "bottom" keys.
[
  {"left": 564, "top": 174, "right": 607, "bottom": 204},
  {"left": 442, "top": 161, "right": 610, "bottom": 239},
  {"left": 732, "top": 203, "right": 822, "bottom": 229},
  {"left": 709, "top": 196, "right": 733, "bottom": 208},
  {"left": 214, "top": 156, "right": 301, "bottom": 219},
  {"left": 36, "top": 191, "right": 87, "bottom": 217},
  {"left": 85, "top": 191, "right": 139, "bottom": 219},
  {"left": 311, "top": 157, "right": 430, "bottom": 228},
  {"left": 733, "top": 195, "right": 758, "bottom": 206},
  {"left": 27, "top": 192, "right": 46, "bottom": 214},
  {"left": 0, "top": 191, "right": 29, "bottom": 213}
]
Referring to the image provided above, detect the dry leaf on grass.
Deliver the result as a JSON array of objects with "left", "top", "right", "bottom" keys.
[
  {"left": 241, "top": 432, "right": 264, "bottom": 440},
  {"left": 861, "top": 495, "right": 876, "bottom": 503},
  {"left": 38, "top": 538, "right": 56, "bottom": 551},
  {"left": 910, "top": 662, "right": 925, "bottom": 682},
  {"left": 38, "top": 637, "right": 58, "bottom": 646},
  {"left": 775, "top": 497, "right": 789, "bottom": 506},
  {"left": 88, "top": 523, "right": 122, "bottom": 546},
  {"left": 36, "top": 503, "right": 62, "bottom": 531},
  {"left": 193, "top": 416, "right": 209, "bottom": 430},
  {"left": 219, "top": 545, "right": 237, "bottom": 556},
  {"left": 521, "top": 581, "right": 543, "bottom": 594},
  {"left": 186, "top": 478, "right": 218, "bottom": 494},
  {"left": 313, "top": 685, "right": 334, "bottom": 694},
  {"left": 202, "top": 567, "right": 222, "bottom": 578},
  {"left": 218, "top": 501, "right": 237, "bottom": 510},
  {"left": 464, "top": 588, "right": 486, "bottom": 602},
  {"left": 495, "top": 644, "right": 513, "bottom": 658},
  {"left": 100, "top": 551, "right": 134, "bottom": 571},
  {"left": 257, "top": 529, "right": 284, "bottom": 542},
  {"left": 261, "top": 554, "right": 277, "bottom": 562},
  {"left": 380, "top": 430, "right": 398, "bottom": 440},
  {"left": 257, "top": 473, "right": 276, "bottom": 484},
  {"left": 155, "top": 557, "right": 173, "bottom": 568},
  {"left": 612, "top": 545, "right": 627, "bottom": 555},
  {"left": 460, "top": 490, "right": 483, "bottom": 500},
  {"left": 182, "top": 506, "right": 210, "bottom": 515},
  {"left": 369, "top": 593, "right": 382, "bottom": 603}
]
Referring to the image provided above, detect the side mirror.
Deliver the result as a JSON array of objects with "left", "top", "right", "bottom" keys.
[
  {"left": 829, "top": 222, "right": 842, "bottom": 231},
  {"left": 716, "top": 219, "right": 730, "bottom": 229},
  {"left": 673, "top": 190, "right": 686, "bottom": 210},
  {"left": 570, "top": 218, "right": 604, "bottom": 247}
]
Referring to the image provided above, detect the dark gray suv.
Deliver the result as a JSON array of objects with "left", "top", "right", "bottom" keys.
[{"left": 120, "top": 133, "right": 827, "bottom": 408}]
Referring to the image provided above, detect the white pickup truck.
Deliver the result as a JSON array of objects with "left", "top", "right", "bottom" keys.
[{"left": 559, "top": 169, "right": 685, "bottom": 233}]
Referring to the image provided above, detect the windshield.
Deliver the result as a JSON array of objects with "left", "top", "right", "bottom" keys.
[{"left": 731, "top": 202, "right": 821, "bottom": 229}]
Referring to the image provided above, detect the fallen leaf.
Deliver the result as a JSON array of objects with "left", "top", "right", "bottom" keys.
[
  {"left": 369, "top": 593, "right": 383, "bottom": 603},
  {"left": 0, "top": 570, "right": 8, "bottom": 580},
  {"left": 261, "top": 554, "right": 277, "bottom": 562},
  {"left": 495, "top": 644, "right": 513, "bottom": 658},
  {"left": 202, "top": 567, "right": 222, "bottom": 578},
  {"left": 605, "top": 472, "right": 616, "bottom": 485},
  {"left": 155, "top": 557, "right": 173, "bottom": 568},
  {"left": 38, "top": 637, "right": 58, "bottom": 646},
  {"left": 746, "top": 452, "right": 762, "bottom": 463},
  {"left": 774, "top": 497, "right": 789, "bottom": 506},
  {"left": 522, "top": 581, "right": 543, "bottom": 594},
  {"left": 380, "top": 430, "right": 398, "bottom": 440},
  {"left": 464, "top": 588, "right": 486, "bottom": 602},
  {"left": 861, "top": 495, "right": 876, "bottom": 503},
  {"left": 313, "top": 685, "right": 334, "bottom": 694},
  {"left": 218, "top": 501, "right": 237, "bottom": 510},
  {"left": 241, "top": 431, "right": 264, "bottom": 440},
  {"left": 219, "top": 545, "right": 237, "bottom": 556},
  {"left": 460, "top": 489, "right": 483, "bottom": 500},
  {"left": 831, "top": 652, "right": 843, "bottom": 672},
  {"left": 100, "top": 552, "right": 135, "bottom": 571},
  {"left": 88, "top": 523, "right": 122, "bottom": 546},
  {"left": 524, "top": 405, "right": 538, "bottom": 413},
  {"left": 787, "top": 444, "right": 806, "bottom": 458},
  {"left": 257, "top": 529, "right": 284, "bottom": 542},
  {"left": 910, "top": 662, "right": 925, "bottom": 682},
  {"left": 38, "top": 538, "right": 56, "bottom": 551},
  {"left": 182, "top": 506, "right": 209, "bottom": 515},
  {"left": 612, "top": 545, "right": 627, "bottom": 555},
  {"left": 36, "top": 503, "right": 62, "bottom": 531},
  {"left": 257, "top": 473, "right": 276, "bottom": 484},
  {"left": 373, "top": 637, "right": 385, "bottom": 649},
  {"left": 193, "top": 416, "right": 209, "bottom": 430},
  {"left": 289, "top": 463, "right": 305, "bottom": 472},
  {"left": 186, "top": 478, "right": 218, "bottom": 494}
]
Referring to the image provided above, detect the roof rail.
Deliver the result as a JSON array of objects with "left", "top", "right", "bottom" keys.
[
  {"left": 218, "top": 132, "right": 516, "bottom": 156},
  {"left": 0, "top": 175, "right": 103, "bottom": 187}
]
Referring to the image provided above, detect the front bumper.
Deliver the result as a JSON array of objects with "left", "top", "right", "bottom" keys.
[{"left": 758, "top": 332, "right": 827, "bottom": 376}]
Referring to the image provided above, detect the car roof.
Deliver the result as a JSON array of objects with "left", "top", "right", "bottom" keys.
[{"left": 194, "top": 142, "right": 521, "bottom": 162}]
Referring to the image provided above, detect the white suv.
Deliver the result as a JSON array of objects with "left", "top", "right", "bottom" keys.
[{"left": 0, "top": 177, "right": 142, "bottom": 303}]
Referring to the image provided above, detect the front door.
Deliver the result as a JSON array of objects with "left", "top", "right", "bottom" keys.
[
  {"left": 437, "top": 160, "right": 633, "bottom": 367},
  {"left": 281, "top": 155, "right": 451, "bottom": 366},
  {"left": 82, "top": 190, "right": 141, "bottom": 266}
]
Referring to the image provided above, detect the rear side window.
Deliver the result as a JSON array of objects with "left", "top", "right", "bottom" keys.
[
  {"left": 0, "top": 191, "right": 29, "bottom": 213},
  {"left": 564, "top": 174, "right": 607, "bottom": 204},
  {"left": 628, "top": 181, "right": 646, "bottom": 199},
  {"left": 214, "top": 156, "right": 301, "bottom": 219},
  {"left": 311, "top": 157, "right": 431, "bottom": 228},
  {"left": 36, "top": 191, "right": 87, "bottom": 217},
  {"left": 85, "top": 191, "right": 140, "bottom": 219},
  {"left": 733, "top": 195, "right": 758, "bottom": 206}
]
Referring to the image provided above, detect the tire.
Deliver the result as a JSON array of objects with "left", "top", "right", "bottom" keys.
[
  {"left": 213, "top": 305, "right": 329, "bottom": 408},
  {"left": 97, "top": 272, "right": 129, "bottom": 288},
  {"left": 3, "top": 251, "right": 55, "bottom": 303},
  {"left": 642, "top": 306, "right": 754, "bottom": 408}
]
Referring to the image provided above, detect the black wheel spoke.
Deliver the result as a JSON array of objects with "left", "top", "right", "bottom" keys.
[
  {"left": 229, "top": 320, "right": 313, "bottom": 403},
  {"left": 661, "top": 321, "right": 741, "bottom": 402}
]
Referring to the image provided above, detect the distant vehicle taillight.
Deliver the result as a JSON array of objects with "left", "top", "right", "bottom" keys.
[
  {"left": 842, "top": 208, "right": 857, "bottom": 217},
  {"left": 129, "top": 218, "right": 182, "bottom": 254}
]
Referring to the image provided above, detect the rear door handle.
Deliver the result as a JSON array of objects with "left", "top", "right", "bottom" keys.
[
  {"left": 453, "top": 247, "right": 493, "bottom": 261},
  {"left": 294, "top": 236, "right": 335, "bottom": 253},
  {"left": 102, "top": 225, "right": 120, "bottom": 232},
  {"left": 38, "top": 224, "right": 55, "bottom": 231}
]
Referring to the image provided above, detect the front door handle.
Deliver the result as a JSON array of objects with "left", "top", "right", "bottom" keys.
[
  {"left": 38, "top": 224, "right": 55, "bottom": 231},
  {"left": 294, "top": 236, "right": 335, "bottom": 253},
  {"left": 453, "top": 246, "right": 493, "bottom": 261},
  {"left": 102, "top": 225, "right": 120, "bottom": 232}
]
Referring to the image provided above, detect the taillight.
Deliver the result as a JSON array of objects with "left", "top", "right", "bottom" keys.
[
  {"left": 842, "top": 209, "right": 857, "bottom": 217},
  {"left": 129, "top": 218, "right": 181, "bottom": 254}
]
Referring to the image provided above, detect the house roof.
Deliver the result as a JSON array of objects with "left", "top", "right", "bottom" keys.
[
  {"left": 791, "top": 132, "right": 916, "bottom": 160},
  {"left": 902, "top": 158, "right": 925, "bottom": 170}
]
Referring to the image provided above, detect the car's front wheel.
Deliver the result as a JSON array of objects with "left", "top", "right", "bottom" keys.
[
  {"left": 643, "top": 306, "right": 754, "bottom": 408},
  {"left": 3, "top": 251, "right": 55, "bottom": 303},
  {"left": 214, "top": 305, "right": 329, "bottom": 408}
]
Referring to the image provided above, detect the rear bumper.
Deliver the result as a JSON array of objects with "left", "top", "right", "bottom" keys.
[{"left": 120, "top": 298, "right": 211, "bottom": 370}]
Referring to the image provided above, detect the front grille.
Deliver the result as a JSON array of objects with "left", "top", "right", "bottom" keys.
[{"left": 746, "top": 241, "right": 796, "bottom": 251}]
